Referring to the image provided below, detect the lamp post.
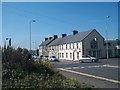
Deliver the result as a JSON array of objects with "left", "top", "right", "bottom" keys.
[
  {"left": 32, "top": 41, "right": 37, "bottom": 55},
  {"left": 29, "top": 20, "right": 36, "bottom": 54},
  {"left": 106, "top": 16, "right": 110, "bottom": 60}
]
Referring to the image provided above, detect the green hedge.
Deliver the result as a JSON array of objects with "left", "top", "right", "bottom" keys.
[
  {"left": 2, "top": 47, "right": 96, "bottom": 89},
  {"left": 2, "top": 61, "right": 96, "bottom": 89}
]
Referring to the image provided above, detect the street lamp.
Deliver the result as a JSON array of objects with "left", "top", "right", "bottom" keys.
[
  {"left": 29, "top": 20, "right": 36, "bottom": 53},
  {"left": 5, "top": 38, "right": 11, "bottom": 47},
  {"left": 106, "top": 16, "right": 110, "bottom": 60}
]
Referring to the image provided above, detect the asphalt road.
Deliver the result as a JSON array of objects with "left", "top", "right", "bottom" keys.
[{"left": 50, "top": 58, "right": 120, "bottom": 88}]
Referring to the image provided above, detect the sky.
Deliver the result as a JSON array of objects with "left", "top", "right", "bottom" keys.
[{"left": 2, "top": 2, "right": 118, "bottom": 50}]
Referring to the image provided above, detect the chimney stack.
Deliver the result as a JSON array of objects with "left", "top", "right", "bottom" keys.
[
  {"left": 62, "top": 34, "right": 67, "bottom": 38},
  {"left": 49, "top": 37, "right": 52, "bottom": 40},
  {"left": 45, "top": 38, "right": 48, "bottom": 41},
  {"left": 73, "top": 30, "right": 78, "bottom": 35},
  {"left": 53, "top": 35, "right": 58, "bottom": 39}
]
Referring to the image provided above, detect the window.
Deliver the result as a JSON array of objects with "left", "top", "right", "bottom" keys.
[
  {"left": 108, "top": 42, "right": 111, "bottom": 46},
  {"left": 104, "top": 42, "right": 111, "bottom": 47},
  {"left": 104, "top": 43, "right": 106, "bottom": 46},
  {"left": 70, "top": 43, "right": 71, "bottom": 49},
  {"left": 62, "top": 53, "right": 64, "bottom": 58},
  {"left": 66, "top": 53, "right": 68, "bottom": 58},
  {"left": 77, "top": 52, "right": 79, "bottom": 59},
  {"left": 66, "top": 44, "right": 68, "bottom": 49},
  {"left": 62, "top": 45, "right": 63, "bottom": 50},
  {"left": 90, "top": 38, "right": 98, "bottom": 49},
  {"left": 77, "top": 43, "right": 79, "bottom": 49},
  {"left": 89, "top": 51, "right": 91, "bottom": 56},
  {"left": 70, "top": 53, "right": 72, "bottom": 59},
  {"left": 73, "top": 43, "right": 74, "bottom": 49},
  {"left": 60, "top": 53, "right": 61, "bottom": 58}
]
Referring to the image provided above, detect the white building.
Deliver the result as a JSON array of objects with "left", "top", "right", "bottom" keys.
[
  {"left": 39, "top": 35, "right": 58, "bottom": 57},
  {"left": 39, "top": 29, "right": 120, "bottom": 60},
  {"left": 48, "top": 29, "right": 105, "bottom": 61}
]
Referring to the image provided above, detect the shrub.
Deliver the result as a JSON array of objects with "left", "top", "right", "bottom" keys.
[{"left": 2, "top": 46, "right": 96, "bottom": 89}]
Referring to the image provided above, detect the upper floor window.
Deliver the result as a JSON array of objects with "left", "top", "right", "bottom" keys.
[
  {"left": 76, "top": 43, "right": 79, "bottom": 49},
  {"left": 66, "top": 44, "right": 68, "bottom": 50},
  {"left": 70, "top": 43, "right": 71, "bottom": 49},
  {"left": 104, "top": 42, "right": 111, "bottom": 47},
  {"left": 108, "top": 42, "right": 111, "bottom": 46},
  {"left": 90, "top": 38, "right": 98, "bottom": 49},
  {"left": 73, "top": 43, "right": 74, "bottom": 49},
  {"left": 62, "top": 45, "right": 63, "bottom": 50}
]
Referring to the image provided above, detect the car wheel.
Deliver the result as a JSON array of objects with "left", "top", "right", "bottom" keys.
[
  {"left": 92, "top": 59, "right": 95, "bottom": 62},
  {"left": 79, "top": 60, "right": 83, "bottom": 63}
]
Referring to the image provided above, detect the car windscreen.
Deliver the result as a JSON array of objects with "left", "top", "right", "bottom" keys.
[{"left": 51, "top": 56, "right": 56, "bottom": 58}]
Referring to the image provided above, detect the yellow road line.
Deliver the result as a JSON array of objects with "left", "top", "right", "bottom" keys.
[{"left": 58, "top": 68, "right": 120, "bottom": 84}]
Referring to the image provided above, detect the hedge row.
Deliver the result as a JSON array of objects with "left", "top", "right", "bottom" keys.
[{"left": 2, "top": 46, "right": 96, "bottom": 89}]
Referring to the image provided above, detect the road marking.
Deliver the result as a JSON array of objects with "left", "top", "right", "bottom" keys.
[
  {"left": 103, "top": 64, "right": 120, "bottom": 68},
  {"left": 81, "top": 66, "right": 85, "bottom": 68},
  {"left": 57, "top": 64, "right": 119, "bottom": 70},
  {"left": 87, "top": 65, "right": 100, "bottom": 68},
  {"left": 72, "top": 67, "right": 79, "bottom": 69},
  {"left": 58, "top": 68, "right": 120, "bottom": 84},
  {"left": 65, "top": 67, "right": 72, "bottom": 69}
]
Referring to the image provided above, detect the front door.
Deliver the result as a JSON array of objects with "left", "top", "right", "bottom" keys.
[{"left": 73, "top": 52, "right": 74, "bottom": 60}]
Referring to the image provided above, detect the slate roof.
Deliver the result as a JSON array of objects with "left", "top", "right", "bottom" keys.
[
  {"left": 48, "top": 29, "right": 96, "bottom": 46},
  {"left": 40, "top": 38, "right": 55, "bottom": 46}
]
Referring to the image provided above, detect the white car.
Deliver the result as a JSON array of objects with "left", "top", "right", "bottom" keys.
[
  {"left": 79, "top": 55, "right": 98, "bottom": 63},
  {"left": 48, "top": 56, "right": 58, "bottom": 62}
]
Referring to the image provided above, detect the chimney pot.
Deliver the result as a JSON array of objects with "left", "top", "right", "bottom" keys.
[
  {"left": 62, "top": 34, "right": 67, "bottom": 38},
  {"left": 73, "top": 30, "right": 78, "bottom": 35},
  {"left": 49, "top": 37, "right": 52, "bottom": 40},
  {"left": 53, "top": 35, "right": 58, "bottom": 39},
  {"left": 45, "top": 38, "right": 48, "bottom": 41}
]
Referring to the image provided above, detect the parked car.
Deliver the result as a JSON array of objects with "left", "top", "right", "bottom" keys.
[
  {"left": 32, "top": 55, "right": 38, "bottom": 59},
  {"left": 44, "top": 56, "right": 48, "bottom": 60},
  {"left": 79, "top": 55, "right": 99, "bottom": 63},
  {"left": 48, "top": 56, "right": 58, "bottom": 62},
  {"left": 39, "top": 55, "right": 43, "bottom": 59}
]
